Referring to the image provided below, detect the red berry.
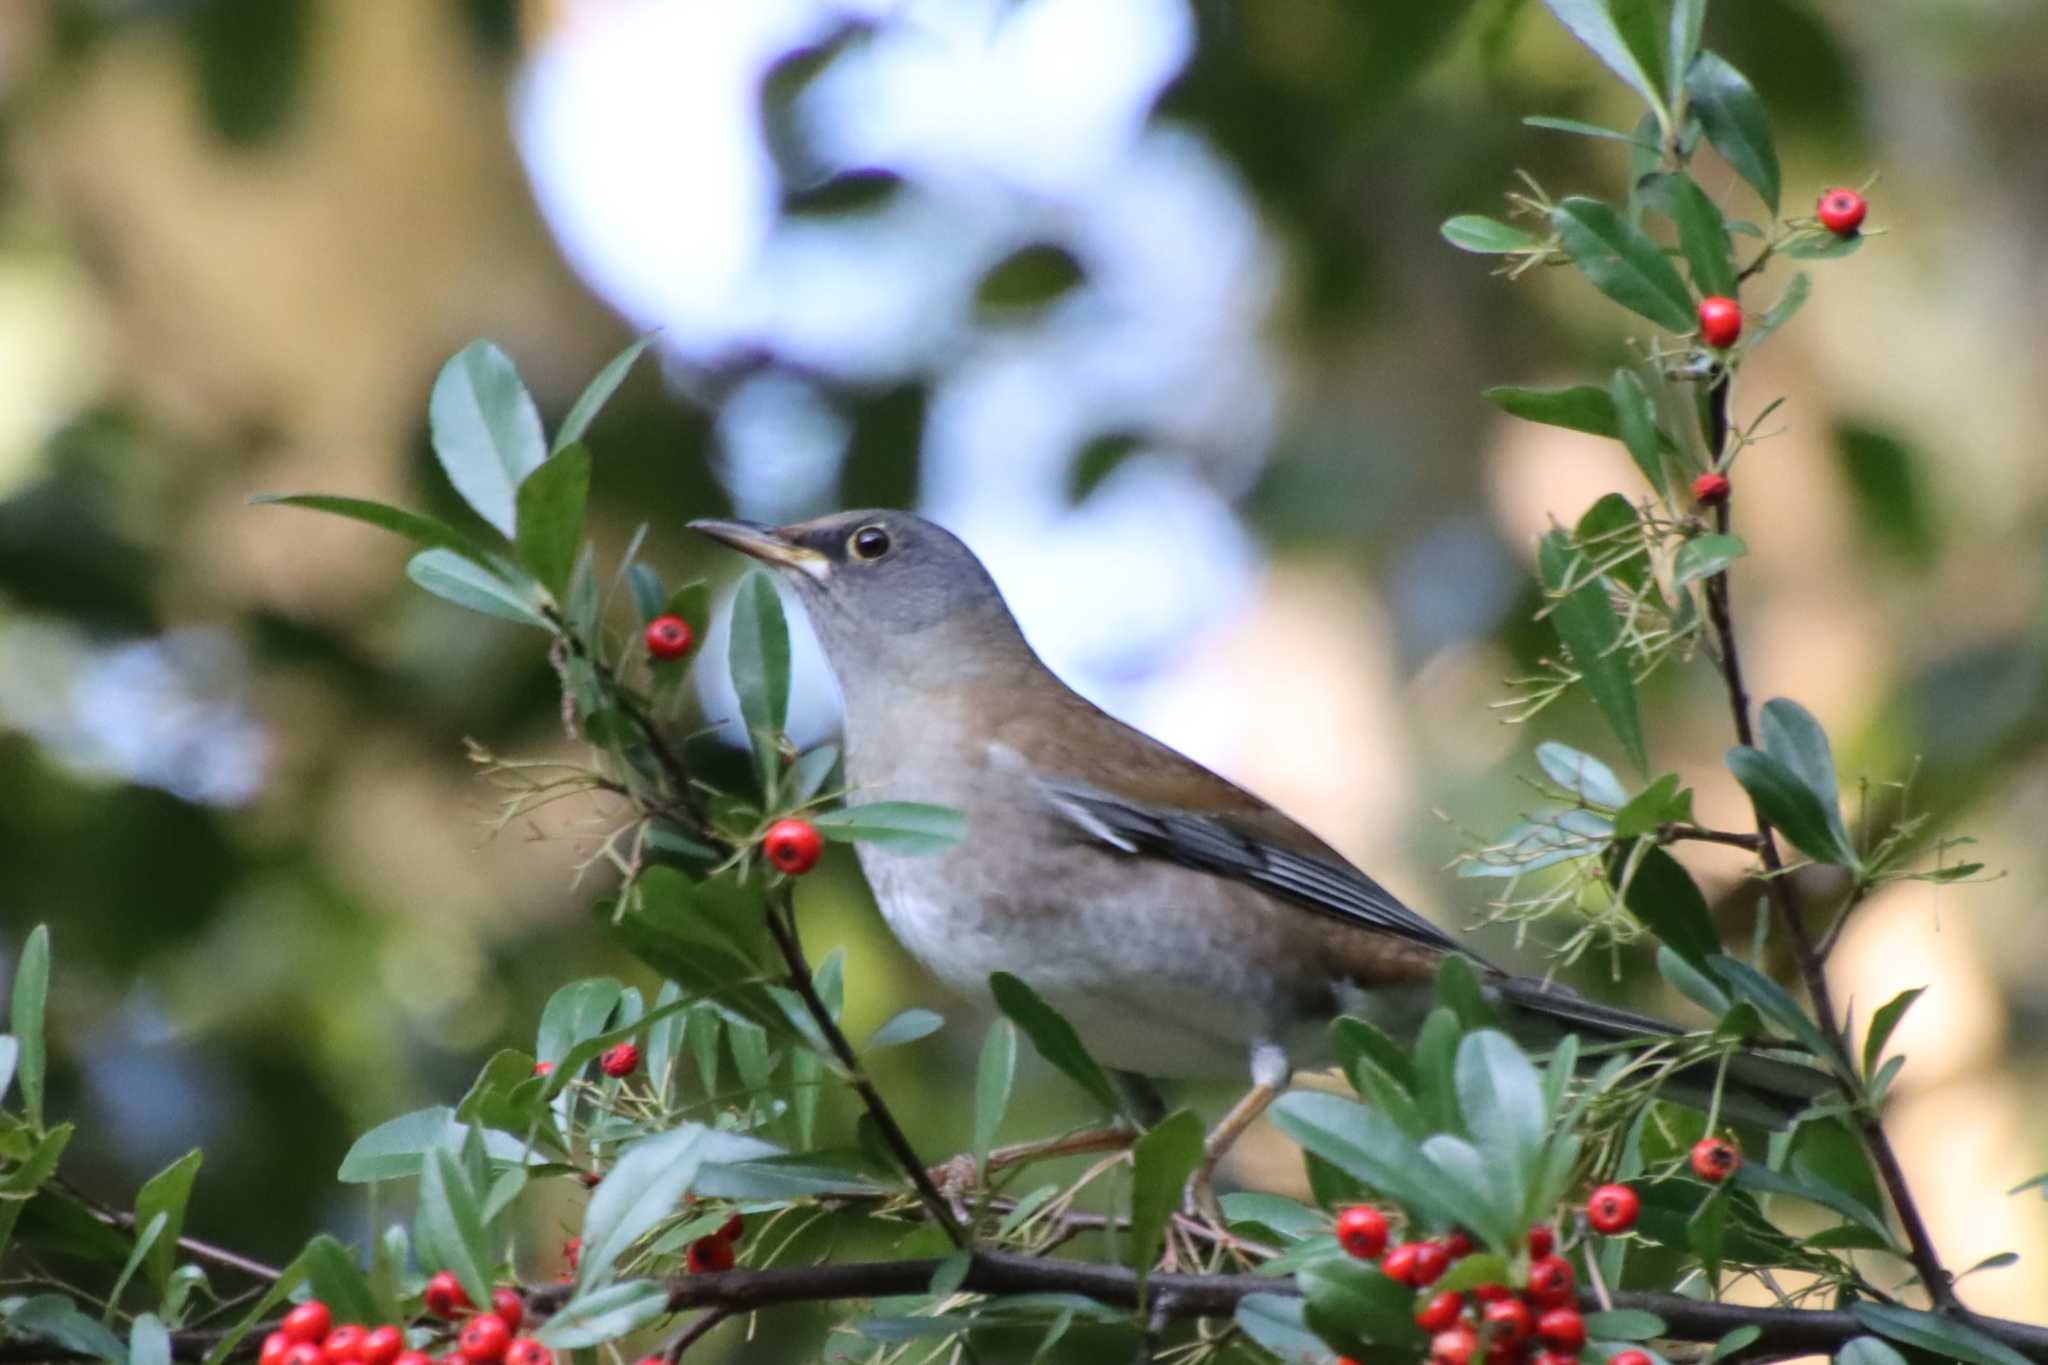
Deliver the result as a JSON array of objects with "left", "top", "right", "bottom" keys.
[
  {"left": 599, "top": 1042, "right": 640, "bottom": 1079},
  {"left": 1411, "top": 1240, "right": 1451, "bottom": 1286},
  {"left": 1533, "top": 1354, "right": 1581, "bottom": 1365},
  {"left": 1416, "top": 1291, "right": 1466, "bottom": 1333},
  {"left": 438, "top": 1355, "right": 467, "bottom": 1365},
  {"left": 1482, "top": 1298, "right": 1532, "bottom": 1345},
  {"left": 1431, "top": 1324, "right": 1479, "bottom": 1365},
  {"left": 1442, "top": 1228, "right": 1475, "bottom": 1259},
  {"left": 283, "top": 1345, "right": 325, "bottom": 1365},
  {"left": 394, "top": 1353, "right": 433, "bottom": 1365},
  {"left": 503, "top": 1339, "right": 551, "bottom": 1365},
  {"left": 718, "top": 1212, "right": 745, "bottom": 1244},
  {"left": 1612, "top": 1353, "right": 1655, "bottom": 1365},
  {"left": 282, "top": 1302, "right": 332, "bottom": 1345},
  {"left": 1525, "top": 1223, "right": 1555, "bottom": 1258},
  {"left": 1472, "top": 1283, "right": 1511, "bottom": 1303},
  {"left": 323, "top": 1326, "right": 368, "bottom": 1362},
  {"left": 1692, "top": 1135, "right": 1741, "bottom": 1182},
  {"left": 260, "top": 1331, "right": 293, "bottom": 1365},
  {"left": 531, "top": 1060, "right": 553, "bottom": 1078},
  {"left": 1587, "top": 1183, "right": 1640, "bottom": 1234},
  {"left": 424, "top": 1271, "right": 471, "bottom": 1319},
  {"left": 1536, "top": 1306, "right": 1586, "bottom": 1351},
  {"left": 1334, "top": 1205, "right": 1388, "bottom": 1261},
  {"left": 1697, "top": 294, "right": 1743, "bottom": 349},
  {"left": 1379, "top": 1241, "right": 1420, "bottom": 1284},
  {"left": 644, "top": 615, "right": 693, "bottom": 661},
  {"left": 490, "top": 1288, "right": 524, "bottom": 1333},
  {"left": 362, "top": 1326, "right": 404, "bottom": 1365},
  {"left": 457, "top": 1313, "right": 510, "bottom": 1363},
  {"left": 1526, "top": 1255, "right": 1575, "bottom": 1307},
  {"left": 687, "top": 1234, "right": 736, "bottom": 1274},
  {"left": 1693, "top": 471, "right": 1731, "bottom": 507},
  {"left": 1817, "top": 188, "right": 1867, "bottom": 236},
  {"left": 762, "top": 818, "right": 823, "bottom": 875},
  {"left": 561, "top": 1236, "right": 581, "bottom": 1270}
]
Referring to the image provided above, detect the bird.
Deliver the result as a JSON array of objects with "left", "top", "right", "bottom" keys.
[{"left": 688, "top": 508, "right": 1825, "bottom": 1186}]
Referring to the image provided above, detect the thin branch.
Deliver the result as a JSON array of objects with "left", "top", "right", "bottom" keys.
[
  {"left": 663, "top": 1306, "right": 733, "bottom": 1359},
  {"left": 1697, "top": 371, "right": 1959, "bottom": 1311},
  {"left": 762, "top": 884, "right": 966, "bottom": 1248},
  {"left": 1659, "top": 822, "right": 1765, "bottom": 851},
  {"left": 51, "top": 1178, "right": 282, "bottom": 1283}
]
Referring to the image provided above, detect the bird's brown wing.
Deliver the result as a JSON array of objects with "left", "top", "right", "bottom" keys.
[{"left": 987, "top": 685, "right": 1476, "bottom": 961}]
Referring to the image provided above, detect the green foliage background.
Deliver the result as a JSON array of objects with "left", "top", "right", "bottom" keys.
[{"left": 2, "top": 0, "right": 2046, "bottom": 1352}]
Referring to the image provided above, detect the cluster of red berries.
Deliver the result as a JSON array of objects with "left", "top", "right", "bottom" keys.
[
  {"left": 762, "top": 817, "right": 822, "bottom": 875},
  {"left": 257, "top": 1284, "right": 548, "bottom": 1365},
  {"left": 643, "top": 614, "right": 693, "bottom": 661}
]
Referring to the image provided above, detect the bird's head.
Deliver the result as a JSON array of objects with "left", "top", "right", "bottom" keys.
[{"left": 687, "top": 509, "right": 1034, "bottom": 696}]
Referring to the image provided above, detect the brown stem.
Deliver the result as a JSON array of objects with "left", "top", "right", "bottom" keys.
[
  {"left": 663, "top": 1306, "right": 733, "bottom": 1359},
  {"left": 1697, "top": 372, "right": 1958, "bottom": 1311},
  {"left": 52, "top": 1179, "right": 281, "bottom": 1282},
  {"left": 761, "top": 885, "right": 965, "bottom": 1248},
  {"left": 1659, "top": 822, "right": 1765, "bottom": 850}
]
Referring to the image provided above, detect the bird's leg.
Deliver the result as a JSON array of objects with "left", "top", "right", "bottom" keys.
[
  {"left": 1187, "top": 1042, "right": 1290, "bottom": 1223},
  {"left": 927, "top": 1126, "right": 1138, "bottom": 1200}
]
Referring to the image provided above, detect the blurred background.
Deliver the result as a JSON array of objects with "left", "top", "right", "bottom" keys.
[{"left": 2, "top": 0, "right": 2045, "bottom": 1354}]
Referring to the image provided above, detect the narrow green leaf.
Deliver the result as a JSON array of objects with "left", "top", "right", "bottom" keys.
[
  {"left": 1725, "top": 747, "right": 1856, "bottom": 867},
  {"left": 1863, "top": 987, "right": 1924, "bottom": 1076},
  {"left": 251, "top": 495, "right": 506, "bottom": 566},
  {"left": 1750, "top": 271, "right": 1811, "bottom": 350},
  {"left": 1759, "top": 697, "right": 1847, "bottom": 836},
  {"left": 1668, "top": 0, "right": 1706, "bottom": 105},
  {"left": 1128, "top": 1111, "right": 1204, "bottom": 1280},
  {"left": 728, "top": 571, "right": 791, "bottom": 792},
  {"left": 1524, "top": 115, "right": 1658, "bottom": 147},
  {"left": 1850, "top": 1303, "right": 2034, "bottom": 1365},
  {"left": 865, "top": 1008, "right": 945, "bottom": 1053},
  {"left": 1713, "top": 1324, "right": 1763, "bottom": 1360},
  {"left": 579, "top": 1127, "right": 706, "bottom": 1290},
  {"left": 1686, "top": 53, "right": 1780, "bottom": 213},
  {"left": 538, "top": 978, "right": 625, "bottom": 1066},
  {"left": 129, "top": 1313, "right": 170, "bottom": 1365},
  {"left": 10, "top": 925, "right": 48, "bottom": 1131},
  {"left": 1234, "top": 1293, "right": 1329, "bottom": 1362},
  {"left": 429, "top": 340, "right": 547, "bottom": 536},
  {"left": 554, "top": 337, "right": 652, "bottom": 454},
  {"left": 972, "top": 1020, "right": 1018, "bottom": 1175},
  {"left": 1269, "top": 1092, "right": 1467, "bottom": 1233},
  {"left": 1606, "top": 0, "right": 1667, "bottom": 109},
  {"left": 1583, "top": 1309, "right": 1666, "bottom": 1339},
  {"left": 8, "top": 1294, "right": 125, "bottom": 1361},
  {"left": 1614, "top": 846, "right": 1721, "bottom": 969},
  {"left": 302, "top": 1233, "right": 381, "bottom": 1327},
  {"left": 0, "top": 1034, "right": 16, "bottom": 1108},
  {"left": 1835, "top": 1337, "right": 1910, "bottom": 1365},
  {"left": 812, "top": 802, "right": 966, "bottom": 856},
  {"left": 1539, "top": 530, "right": 1647, "bottom": 771},
  {"left": 1539, "top": 0, "right": 1665, "bottom": 117},
  {"left": 1536, "top": 741, "right": 1628, "bottom": 808},
  {"left": 405, "top": 550, "right": 550, "bottom": 629},
  {"left": 513, "top": 444, "right": 591, "bottom": 597},
  {"left": 1454, "top": 1031, "right": 1545, "bottom": 1228},
  {"left": 536, "top": 1280, "right": 670, "bottom": 1349},
  {"left": 133, "top": 1149, "right": 202, "bottom": 1293},
  {"left": 1440, "top": 215, "right": 1538, "bottom": 254},
  {"left": 1710, "top": 955, "right": 1839, "bottom": 1062},
  {"left": 1782, "top": 230, "right": 1864, "bottom": 261},
  {"left": 988, "top": 973, "right": 1122, "bottom": 1115},
  {"left": 1673, "top": 533, "right": 1748, "bottom": 589},
  {"left": 1217, "top": 1192, "right": 1326, "bottom": 1242},
  {"left": 1658, "top": 944, "right": 1731, "bottom": 1016},
  {"left": 104, "top": 1212, "right": 165, "bottom": 1317},
  {"left": 1552, "top": 196, "right": 1697, "bottom": 333},
  {"left": 1436, "top": 954, "right": 1500, "bottom": 1030},
  {"left": 201, "top": 1251, "right": 309, "bottom": 1365},
  {"left": 1610, "top": 369, "right": 1670, "bottom": 498},
  {"left": 1485, "top": 383, "right": 1618, "bottom": 437},
  {"left": 417, "top": 1150, "right": 491, "bottom": 1311},
  {"left": 1641, "top": 171, "right": 1738, "bottom": 297},
  {"left": 1299, "top": 1255, "right": 1427, "bottom": 1354}
]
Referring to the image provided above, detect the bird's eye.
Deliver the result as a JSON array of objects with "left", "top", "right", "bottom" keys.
[{"left": 849, "top": 525, "right": 892, "bottom": 560}]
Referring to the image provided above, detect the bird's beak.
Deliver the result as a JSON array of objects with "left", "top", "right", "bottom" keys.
[{"left": 686, "top": 518, "right": 831, "bottom": 581}]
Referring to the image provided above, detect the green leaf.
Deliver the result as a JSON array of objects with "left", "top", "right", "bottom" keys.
[
  {"left": 129, "top": 1313, "right": 170, "bottom": 1365},
  {"left": 1610, "top": 369, "right": 1670, "bottom": 498},
  {"left": 405, "top": 550, "right": 550, "bottom": 629},
  {"left": 1835, "top": 422, "right": 1936, "bottom": 566},
  {"left": 337, "top": 1107, "right": 536, "bottom": 1183},
  {"left": 988, "top": 973, "right": 1122, "bottom": 1115},
  {"left": 1751, "top": 271, "right": 1812, "bottom": 349},
  {"left": 250, "top": 495, "right": 507, "bottom": 566},
  {"left": 302, "top": 1233, "right": 381, "bottom": 1326},
  {"left": 1234, "top": 1293, "right": 1330, "bottom": 1363},
  {"left": 1725, "top": 746, "right": 1856, "bottom": 867},
  {"left": 1863, "top": 986, "right": 1924, "bottom": 1076},
  {"left": 579, "top": 1126, "right": 707, "bottom": 1289},
  {"left": 1539, "top": 530, "right": 1647, "bottom": 771},
  {"left": 1536, "top": 741, "right": 1628, "bottom": 808},
  {"left": 133, "top": 1149, "right": 201, "bottom": 1293},
  {"left": 200, "top": 1249, "right": 310, "bottom": 1365},
  {"left": 0, "top": 1122, "right": 71, "bottom": 1199},
  {"left": 535, "top": 1280, "right": 670, "bottom": 1349},
  {"left": 1850, "top": 1303, "right": 2034, "bottom": 1365},
  {"left": 1782, "top": 229, "right": 1864, "bottom": 260},
  {"left": 865, "top": 1008, "right": 944, "bottom": 1053},
  {"left": 1128, "top": 1110, "right": 1203, "bottom": 1280},
  {"left": 538, "top": 977, "right": 626, "bottom": 1066},
  {"left": 1614, "top": 845, "right": 1721, "bottom": 969},
  {"left": 972, "top": 1020, "right": 1018, "bottom": 1176},
  {"left": 728, "top": 571, "right": 791, "bottom": 792},
  {"left": 1667, "top": 0, "right": 1706, "bottom": 105},
  {"left": 1298, "top": 1256, "right": 1426, "bottom": 1354},
  {"left": 1575, "top": 492, "right": 1653, "bottom": 600},
  {"left": 0, "top": 1034, "right": 16, "bottom": 1108},
  {"left": 555, "top": 337, "right": 652, "bottom": 454},
  {"left": 1760, "top": 698, "right": 1847, "bottom": 829},
  {"left": 812, "top": 802, "right": 967, "bottom": 856},
  {"left": 1673, "top": 533, "right": 1747, "bottom": 589},
  {"left": 1268, "top": 1092, "right": 1468, "bottom": 1234},
  {"left": 1835, "top": 1337, "right": 1910, "bottom": 1365},
  {"left": 1436, "top": 954, "right": 1500, "bottom": 1031},
  {"left": 1440, "top": 215, "right": 1538, "bottom": 254},
  {"left": 1524, "top": 115, "right": 1659, "bottom": 147},
  {"left": 1710, "top": 955, "right": 1839, "bottom": 1062},
  {"left": 1614, "top": 773, "right": 1685, "bottom": 838},
  {"left": 1539, "top": 0, "right": 1666, "bottom": 117},
  {"left": 10, "top": 925, "right": 48, "bottom": 1132},
  {"left": 1218, "top": 1193, "right": 1326, "bottom": 1242},
  {"left": 1658, "top": 944, "right": 1731, "bottom": 1015},
  {"left": 1641, "top": 171, "right": 1738, "bottom": 298},
  {"left": 1485, "top": 383, "right": 1618, "bottom": 437},
  {"left": 416, "top": 1149, "right": 491, "bottom": 1311},
  {"left": 513, "top": 444, "right": 591, "bottom": 597},
  {"left": 105, "top": 1210, "right": 165, "bottom": 1315},
  {"left": 1686, "top": 53, "right": 1780, "bottom": 213},
  {"left": 429, "top": 340, "right": 548, "bottom": 536},
  {"left": 1583, "top": 1309, "right": 1665, "bottom": 1339},
  {"left": 1606, "top": 0, "right": 1667, "bottom": 110},
  {"left": 1713, "top": 1325, "right": 1763, "bottom": 1360},
  {"left": 1454, "top": 1031, "right": 1545, "bottom": 1228},
  {"left": 1551, "top": 196, "right": 1697, "bottom": 333}
]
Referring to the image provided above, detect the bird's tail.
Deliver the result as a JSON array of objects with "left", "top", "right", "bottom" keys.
[{"left": 1497, "top": 978, "right": 1832, "bottom": 1129}]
